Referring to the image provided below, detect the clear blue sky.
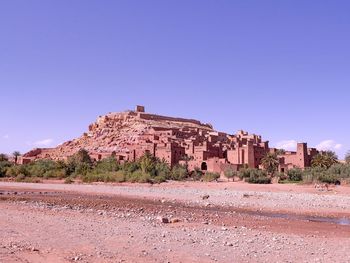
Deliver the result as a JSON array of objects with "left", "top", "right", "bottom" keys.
[{"left": 0, "top": 1, "right": 349, "bottom": 158}]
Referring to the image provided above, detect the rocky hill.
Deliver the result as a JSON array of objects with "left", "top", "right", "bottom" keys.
[{"left": 24, "top": 107, "right": 215, "bottom": 160}]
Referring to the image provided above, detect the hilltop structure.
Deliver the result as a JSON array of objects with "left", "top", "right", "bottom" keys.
[{"left": 20, "top": 106, "right": 318, "bottom": 174}]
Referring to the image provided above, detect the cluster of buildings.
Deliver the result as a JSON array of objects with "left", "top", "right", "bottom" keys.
[
  {"left": 20, "top": 106, "right": 319, "bottom": 174},
  {"left": 121, "top": 127, "right": 318, "bottom": 174}
]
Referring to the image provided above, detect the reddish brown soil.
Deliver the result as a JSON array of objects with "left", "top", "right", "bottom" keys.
[{"left": 1, "top": 182, "right": 350, "bottom": 262}]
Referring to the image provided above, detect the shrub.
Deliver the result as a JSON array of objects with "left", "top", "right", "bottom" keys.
[
  {"left": 136, "top": 173, "right": 152, "bottom": 183},
  {"left": 82, "top": 171, "right": 126, "bottom": 183},
  {"left": 202, "top": 172, "right": 220, "bottom": 182},
  {"left": 340, "top": 164, "right": 350, "bottom": 178},
  {"left": 224, "top": 167, "right": 236, "bottom": 181},
  {"left": 244, "top": 168, "right": 271, "bottom": 184},
  {"left": 301, "top": 164, "right": 350, "bottom": 184},
  {"left": 247, "top": 176, "right": 271, "bottom": 184},
  {"left": 122, "top": 161, "right": 140, "bottom": 175},
  {"left": 125, "top": 170, "right": 151, "bottom": 183},
  {"left": 152, "top": 175, "right": 167, "bottom": 184},
  {"left": 287, "top": 168, "right": 303, "bottom": 181},
  {"left": 26, "top": 177, "right": 42, "bottom": 183},
  {"left": 154, "top": 160, "right": 171, "bottom": 179},
  {"left": 189, "top": 167, "right": 203, "bottom": 181},
  {"left": 140, "top": 153, "right": 156, "bottom": 174},
  {"left": 318, "top": 173, "right": 338, "bottom": 184},
  {"left": 65, "top": 149, "right": 93, "bottom": 175},
  {"left": 94, "top": 157, "right": 120, "bottom": 173},
  {"left": 238, "top": 168, "right": 267, "bottom": 179},
  {"left": 64, "top": 177, "right": 74, "bottom": 184},
  {"left": 0, "top": 154, "right": 8, "bottom": 162},
  {"left": 74, "top": 149, "right": 92, "bottom": 164},
  {"left": 6, "top": 165, "right": 29, "bottom": 177},
  {"left": 101, "top": 173, "right": 119, "bottom": 183},
  {"left": 238, "top": 168, "right": 252, "bottom": 179},
  {"left": 248, "top": 169, "right": 267, "bottom": 178},
  {"left": 0, "top": 161, "right": 12, "bottom": 177},
  {"left": 346, "top": 151, "right": 350, "bottom": 164},
  {"left": 301, "top": 167, "right": 326, "bottom": 183},
  {"left": 74, "top": 163, "right": 91, "bottom": 176},
  {"left": 28, "top": 160, "right": 58, "bottom": 176},
  {"left": 113, "top": 171, "right": 126, "bottom": 183},
  {"left": 276, "top": 172, "right": 288, "bottom": 181},
  {"left": 327, "top": 163, "right": 350, "bottom": 178},
  {"left": 170, "top": 164, "right": 188, "bottom": 180},
  {"left": 15, "top": 174, "right": 26, "bottom": 182}
]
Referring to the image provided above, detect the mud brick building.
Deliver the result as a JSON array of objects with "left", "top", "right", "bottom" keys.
[{"left": 21, "top": 106, "right": 318, "bottom": 174}]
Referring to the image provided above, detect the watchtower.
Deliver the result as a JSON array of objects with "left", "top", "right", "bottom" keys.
[{"left": 136, "top": 105, "right": 145, "bottom": 113}]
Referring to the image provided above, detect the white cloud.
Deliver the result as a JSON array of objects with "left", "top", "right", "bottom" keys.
[
  {"left": 275, "top": 140, "right": 298, "bottom": 151},
  {"left": 3, "top": 135, "right": 9, "bottom": 139},
  {"left": 334, "top": 144, "right": 342, "bottom": 150},
  {"left": 32, "top": 138, "right": 54, "bottom": 147},
  {"left": 316, "top": 140, "right": 342, "bottom": 151}
]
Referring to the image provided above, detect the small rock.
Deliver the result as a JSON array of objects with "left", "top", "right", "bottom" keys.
[
  {"left": 157, "top": 216, "right": 169, "bottom": 224},
  {"left": 30, "top": 247, "right": 39, "bottom": 252},
  {"left": 170, "top": 218, "right": 180, "bottom": 223},
  {"left": 202, "top": 195, "right": 210, "bottom": 200}
]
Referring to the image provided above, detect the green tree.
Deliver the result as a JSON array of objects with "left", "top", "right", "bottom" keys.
[
  {"left": 345, "top": 151, "right": 350, "bottom": 164},
  {"left": 140, "top": 152, "right": 156, "bottom": 174},
  {"left": 312, "top": 151, "right": 338, "bottom": 169},
  {"left": 224, "top": 167, "right": 235, "bottom": 181},
  {"left": 74, "top": 149, "right": 92, "bottom": 164},
  {"left": 154, "top": 159, "right": 171, "bottom": 178},
  {"left": 94, "top": 156, "right": 119, "bottom": 173},
  {"left": 0, "top": 153, "right": 8, "bottom": 162},
  {"left": 203, "top": 172, "right": 220, "bottom": 182},
  {"left": 66, "top": 149, "right": 92, "bottom": 175},
  {"left": 170, "top": 164, "right": 188, "bottom": 180},
  {"left": 261, "top": 152, "right": 279, "bottom": 175},
  {"left": 287, "top": 168, "right": 303, "bottom": 181},
  {"left": 190, "top": 167, "right": 203, "bottom": 180},
  {"left": 12, "top": 151, "right": 21, "bottom": 164},
  {"left": 75, "top": 163, "right": 91, "bottom": 176},
  {"left": 276, "top": 149, "right": 286, "bottom": 155},
  {"left": 0, "top": 160, "right": 12, "bottom": 177}
]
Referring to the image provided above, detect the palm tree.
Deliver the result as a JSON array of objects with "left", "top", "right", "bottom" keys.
[
  {"left": 311, "top": 151, "right": 338, "bottom": 169},
  {"left": 311, "top": 154, "right": 325, "bottom": 168},
  {"left": 325, "top": 151, "right": 338, "bottom": 162},
  {"left": 276, "top": 149, "right": 286, "bottom": 155},
  {"left": 261, "top": 152, "right": 279, "bottom": 176},
  {"left": 12, "top": 151, "right": 21, "bottom": 164}
]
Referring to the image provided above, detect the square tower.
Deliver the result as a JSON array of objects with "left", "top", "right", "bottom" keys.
[{"left": 136, "top": 105, "right": 145, "bottom": 112}]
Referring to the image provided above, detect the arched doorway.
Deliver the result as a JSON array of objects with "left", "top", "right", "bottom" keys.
[{"left": 201, "top": 162, "right": 207, "bottom": 171}]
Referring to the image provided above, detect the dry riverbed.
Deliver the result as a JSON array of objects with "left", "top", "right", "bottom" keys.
[{"left": 0, "top": 181, "right": 349, "bottom": 262}]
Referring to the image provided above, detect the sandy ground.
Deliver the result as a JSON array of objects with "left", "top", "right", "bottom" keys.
[{"left": 0, "top": 181, "right": 350, "bottom": 263}]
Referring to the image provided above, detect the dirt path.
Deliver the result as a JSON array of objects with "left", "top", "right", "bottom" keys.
[{"left": 1, "top": 182, "right": 350, "bottom": 262}]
